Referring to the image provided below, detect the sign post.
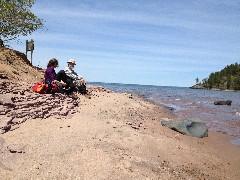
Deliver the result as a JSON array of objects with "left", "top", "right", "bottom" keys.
[{"left": 26, "top": 39, "right": 34, "bottom": 65}]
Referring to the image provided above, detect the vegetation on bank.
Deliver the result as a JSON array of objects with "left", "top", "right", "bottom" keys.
[
  {"left": 194, "top": 63, "right": 240, "bottom": 90},
  {"left": 0, "top": 0, "right": 43, "bottom": 45}
]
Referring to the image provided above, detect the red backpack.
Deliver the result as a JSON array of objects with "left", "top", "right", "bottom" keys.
[
  {"left": 32, "top": 81, "right": 46, "bottom": 93},
  {"left": 32, "top": 82, "right": 58, "bottom": 94}
]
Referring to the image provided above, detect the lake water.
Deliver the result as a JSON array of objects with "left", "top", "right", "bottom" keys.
[{"left": 90, "top": 82, "right": 240, "bottom": 146}]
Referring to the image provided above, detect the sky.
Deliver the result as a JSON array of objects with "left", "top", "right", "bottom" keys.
[{"left": 9, "top": 0, "right": 240, "bottom": 87}]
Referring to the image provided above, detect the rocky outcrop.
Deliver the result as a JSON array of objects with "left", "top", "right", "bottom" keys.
[
  {"left": 0, "top": 80, "right": 80, "bottom": 134},
  {"left": 190, "top": 84, "right": 206, "bottom": 89},
  {"left": 161, "top": 118, "right": 208, "bottom": 138}
]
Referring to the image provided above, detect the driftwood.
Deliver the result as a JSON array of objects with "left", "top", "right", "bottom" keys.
[{"left": 214, "top": 100, "right": 232, "bottom": 106}]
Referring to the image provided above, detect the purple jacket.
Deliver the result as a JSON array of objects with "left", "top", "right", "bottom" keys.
[{"left": 44, "top": 67, "right": 56, "bottom": 83}]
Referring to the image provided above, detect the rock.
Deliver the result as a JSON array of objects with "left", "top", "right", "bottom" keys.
[
  {"left": 161, "top": 118, "right": 208, "bottom": 138},
  {"left": 1, "top": 125, "right": 11, "bottom": 133},
  {"left": 128, "top": 94, "right": 133, "bottom": 99},
  {"left": 214, "top": 100, "right": 232, "bottom": 106},
  {"left": 60, "top": 109, "right": 69, "bottom": 116},
  {"left": 161, "top": 118, "right": 172, "bottom": 121},
  {"left": 7, "top": 118, "right": 14, "bottom": 125},
  {"left": 7, "top": 144, "right": 26, "bottom": 153},
  {"left": 131, "top": 125, "right": 139, "bottom": 130},
  {"left": 0, "top": 73, "right": 8, "bottom": 79},
  {"left": 190, "top": 84, "right": 206, "bottom": 89}
]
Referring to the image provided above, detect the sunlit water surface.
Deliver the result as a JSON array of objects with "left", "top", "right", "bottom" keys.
[{"left": 90, "top": 82, "right": 240, "bottom": 146}]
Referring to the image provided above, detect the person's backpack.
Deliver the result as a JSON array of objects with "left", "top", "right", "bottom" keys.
[
  {"left": 78, "top": 84, "right": 87, "bottom": 94},
  {"left": 45, "top": 82, "right": 58, "bottom": 94},
  {"left": 32, "top": 81, "right": 47, "bottom": 93},
  {"left": 51, "top": 83, "right": 58, "bottom": 93},
  {"left": 32, "top": 81, "right": 58, "bottom": 94}
]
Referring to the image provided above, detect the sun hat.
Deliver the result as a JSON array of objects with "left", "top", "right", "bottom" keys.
[{"left": 67, "top": 59, "right": 76, "bottom": 65}]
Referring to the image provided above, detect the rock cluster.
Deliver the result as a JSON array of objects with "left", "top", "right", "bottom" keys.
[{"left": 0, "top": 80, "right": 80, "bottom": 134}]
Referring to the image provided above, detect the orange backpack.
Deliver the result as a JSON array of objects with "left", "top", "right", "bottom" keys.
[
  {"left": 32, "top": 82, "right": 58, "bottom": 94},
  {"left": 32, "top": 81, "right": 46, "bottom": 93}
]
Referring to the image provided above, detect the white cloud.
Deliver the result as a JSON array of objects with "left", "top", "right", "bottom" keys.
[{"left": 12, "top": 0, "right": 240, "bottom": 87}]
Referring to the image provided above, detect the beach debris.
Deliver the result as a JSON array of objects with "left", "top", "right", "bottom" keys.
[
  {"left": 214, "top": 100, "right": 232, "bottom": 106},
  {"left": 161, "top": 118, "right": 208, "bottom": 138}
]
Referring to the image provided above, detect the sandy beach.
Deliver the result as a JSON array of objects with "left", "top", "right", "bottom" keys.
[{"left": 1, "top": 47, "right": 240, "bottom": 179}]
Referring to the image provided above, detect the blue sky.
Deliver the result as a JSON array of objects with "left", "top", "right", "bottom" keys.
[{"left": 10, "top": 0, "right": 240, "bottom": 87}]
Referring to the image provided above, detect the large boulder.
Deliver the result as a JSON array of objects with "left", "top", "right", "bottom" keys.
[
  {"left": 214, "top": 100, "right": 232, "bottom": 106},
  {"left": 161, "top": 118, "right": 208, "bottom": 138}
]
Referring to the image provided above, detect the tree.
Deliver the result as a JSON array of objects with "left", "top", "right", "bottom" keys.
[
  {"left": 195, "top": 77, "right": 199, "bottom": 84},
  {"left": 202, "top": 78, "right": 208, "bottom": 88},
  {"left": 0, "top": 0, "right": 44, "bottom": 44},
  {"left": 200, "top": 63, "right": 240, "bottom": 90}
]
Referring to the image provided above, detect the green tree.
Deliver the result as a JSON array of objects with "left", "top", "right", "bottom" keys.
[
  {"left": 201, "top": 63, "right": 240, "bottom": 90},
  {"left": 233, "top": 75, "right": 240, "bottom": 90},
  {"left": 195, "top": 77, "right": 199, "bottom": 84},
  {"left": 0, "top": 0, "right": 43, "bottom": 44}
]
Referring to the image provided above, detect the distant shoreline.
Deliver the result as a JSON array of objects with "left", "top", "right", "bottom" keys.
[{"left": 190, "top": 84, "right": 239, "bottom": 91}]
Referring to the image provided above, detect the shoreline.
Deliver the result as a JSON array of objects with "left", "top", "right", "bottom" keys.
[
  {"left": 1, "top": 89, "right": 240, "bottom": 179},
  {"left": 133, "top": 92, "right": 240, "bottom": 147},
  {"left": 1, "top": 47, "right": 240, "bottom": 179}
]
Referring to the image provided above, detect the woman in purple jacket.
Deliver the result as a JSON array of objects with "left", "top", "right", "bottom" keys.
[
  {"left": 44, "top": 58, "right": 76, "bottom": 95},
  {"left": 44, "top": 58, "right": 67, "bottom": 93},
  {"left": 44, "top": 58, "right": 58, "bottom": 84}
]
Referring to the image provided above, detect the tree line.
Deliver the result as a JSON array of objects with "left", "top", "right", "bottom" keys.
[{"left": 196, "top": 63, "right": 240, "bottom": 90}]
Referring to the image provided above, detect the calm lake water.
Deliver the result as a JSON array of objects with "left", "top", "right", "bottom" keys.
[{"left": 90, "top": 82, "right": 240, "bottom": 146}]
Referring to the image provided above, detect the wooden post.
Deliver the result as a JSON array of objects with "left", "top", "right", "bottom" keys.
[
  {"left": 26, "top": 40, "right": 28, "bottom": 59},
  {"left": 26, "top": 39, "right": 34, "bottom": 65},
  {"left": 30, "top": 50, "right": 33, "bottom": 65}
]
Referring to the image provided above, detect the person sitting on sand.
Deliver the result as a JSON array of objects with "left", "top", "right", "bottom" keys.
[
  {"left": 63, "top": 59, "right": 87, "bottom": 94},
  {"left": 44, "top": 58, "right": 70, "bottom": 94},
  {"left": 44, "top": 58, "right": 66, "bottom": 85}
]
